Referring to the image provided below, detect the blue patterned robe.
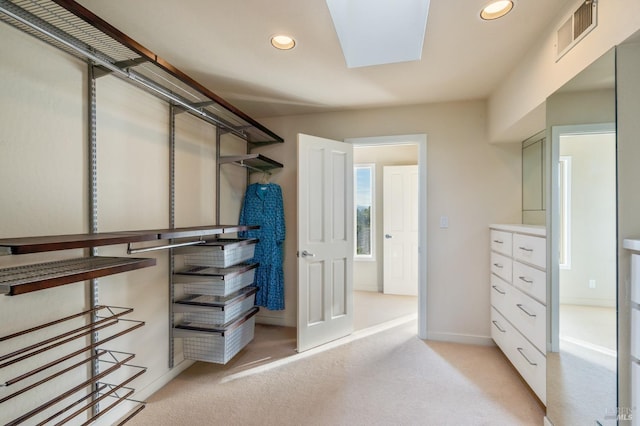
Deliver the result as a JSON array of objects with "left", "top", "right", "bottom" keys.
[{"left": 239, "top": 183, "right": 285, "bottom": 310}]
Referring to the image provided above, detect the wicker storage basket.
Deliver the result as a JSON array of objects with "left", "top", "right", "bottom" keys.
[
  {"left": 173, "top": 263, "right": 257, "bottom": 297},
  {"left": 173, "top": 286, "right": 257, "bottom": 325},
  {"left": 177, "top": 308, "right": 258, "bottom": 364},
  {"left": 178, "top": 238, "right": 258, "bottom": 268}
]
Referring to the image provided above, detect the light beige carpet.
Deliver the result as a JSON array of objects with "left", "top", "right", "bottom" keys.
[
  {"left": 128, "top": 319, "right": 544, "bottom": 426},
  {"left": 354, "top": 290, "right": 417, "bottom": 331}
]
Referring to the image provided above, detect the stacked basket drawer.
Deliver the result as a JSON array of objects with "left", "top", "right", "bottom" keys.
[{"left": 173, "top": 238, "right": 259, "bottom": 364}]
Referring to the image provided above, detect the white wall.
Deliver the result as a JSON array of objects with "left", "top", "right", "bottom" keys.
[
  {"left": 259, "top": 101, "right": 522, "bottom": 342},
  {"left": 559, "top": 133, "right": 616, "bottom": 307},
  {"left": 547, "top": 89, "right": 616, "bottom": 127},
  {"left": 353, "top": 144, "right": 418, "bottom": 292},
  {"left": 219, "top": 133, "right": 249, "bottom": 225},
  {"left": 489, "top": 0, "right": 640, "bottom": 143},
  {"left": 175, "top": 112, "right": 217, "bottom": 227}
]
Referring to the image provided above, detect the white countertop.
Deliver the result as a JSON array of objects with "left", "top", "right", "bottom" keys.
[
  {"left": 490, "top": 223, "right": 547, "bottom": 237},
  {"left": 623, "top": 239, "right": 640, "bottom": 251}
]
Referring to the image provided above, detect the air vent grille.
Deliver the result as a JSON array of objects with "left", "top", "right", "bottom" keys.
[
  {"left": 556, "top": 0, "right": 597, "bottom": 60},
  {"left": 574, "top": 1, "right": 593, "bottom": 38}
]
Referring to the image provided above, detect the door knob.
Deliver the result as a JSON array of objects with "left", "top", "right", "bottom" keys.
[
  {"left": 385, "top": 234, "right": 392, "bottom": 239},
  {"left": 301, "top": 250, "right": 315, "bottom": 257}
]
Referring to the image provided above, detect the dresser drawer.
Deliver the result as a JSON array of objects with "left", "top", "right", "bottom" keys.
[
  {"left": 513, "top": 234, "right": 546, "bottom": 269},
  {"left": 505, "top": 286, "right": 546, "bottom": 354},
  {"left": 491, "top": 229, "right": 512, "bottom": 256},
  {"left": 491, "top": 307, "right": 546, "bottom": 404},
  {"left": 491, "top": 252, "right": 512, "bottom": 283},
  {"left": 490, "top": 307, "right": 509, "bottom": 348},
  {"left": 490, "top": 274, "right": 509, "bottom": 313},
  {"left": 505, "top": 323, "right": 546, "bottom": 404},
  {"left": 512, "top": 261, "right": 546, "bottom": 304}
]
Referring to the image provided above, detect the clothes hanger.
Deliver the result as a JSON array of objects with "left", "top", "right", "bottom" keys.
[{"left": 260, "top": 171, "right": 270, "bottom": 185}]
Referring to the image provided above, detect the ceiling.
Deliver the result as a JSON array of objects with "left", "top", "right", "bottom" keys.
[{"left": 76, "top": 0, "right": 573, "bottom": 119}]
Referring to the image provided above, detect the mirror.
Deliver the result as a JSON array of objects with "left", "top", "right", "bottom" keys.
[
  {"left": 522, "top": 133, "right": 545, "bottom": 225},
  {"left": 544, "top": 49, "right": 617, "bottom": 425}
]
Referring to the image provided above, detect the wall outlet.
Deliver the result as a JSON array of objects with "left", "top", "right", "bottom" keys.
[{"left": 589, "top": 279, "right": 596, "bottom": 289}]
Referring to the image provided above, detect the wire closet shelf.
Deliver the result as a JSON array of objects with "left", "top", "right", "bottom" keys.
[{"left": 0, "top": 0, "right": 284, "bottom": 146}]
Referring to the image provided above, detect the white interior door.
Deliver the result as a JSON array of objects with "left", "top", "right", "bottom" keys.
[
  {"left": 383, "top": 165, "right": 418, "bottom": 296},
  {"left": 297, "top": 133, "right": 354, "bottom": 352}
]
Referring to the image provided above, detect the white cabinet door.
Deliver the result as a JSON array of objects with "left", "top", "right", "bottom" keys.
[{"left": 297, "top": 134, "right": 354, "bottom": 353}]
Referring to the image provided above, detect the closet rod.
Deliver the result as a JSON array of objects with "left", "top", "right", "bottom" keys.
[
  {"left": 231, "top": 160, "right": 272, "bottom": 175},
  {"left": 127, "top": 239, "right": 206, "bottom": 254}
]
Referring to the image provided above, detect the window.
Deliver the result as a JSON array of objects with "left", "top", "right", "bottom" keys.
[
  {"left": 354, "top": 164, "right": 375, "bottom": 260},
  {"left": 559, "top": 156, "right": 572, "bottom": 269}
]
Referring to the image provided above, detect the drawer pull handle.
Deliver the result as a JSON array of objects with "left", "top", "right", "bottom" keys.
[
  {"left": 518, "top": 246, "right": 534, "bottom": 252},
  {"left": 491, "top": 285, "right": 506, "bottom": 295},
  {"left": 518, "top": 276, "right": 533, "bottom": 284},
  {"left": 516, "top": 304, "right": 536, "bottom": 317},
  {"left": 493, "top": 263, "right": 503, "bottom": 269},
  {"left": 517, "top": 347, "right": 538, "bottom": 366},
  {"left": 492, "top": 320, "right": 506, "bottom": 333},
  {"left": 493, "top": 240, "right": 503, "bottom": 244}
]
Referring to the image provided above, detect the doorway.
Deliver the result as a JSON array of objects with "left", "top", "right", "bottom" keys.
[{"left": 347, "top": 134, "right": 427, "bottom": 338}]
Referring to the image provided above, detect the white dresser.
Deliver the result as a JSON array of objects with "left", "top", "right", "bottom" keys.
[{"left": 490, "top": 224, "right": 547, "bottom": 404}]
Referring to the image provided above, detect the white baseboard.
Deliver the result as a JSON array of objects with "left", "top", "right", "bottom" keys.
[
  {"left": 354, "top": 284, "right": 379, "bottom": 292},
  {"left": 256, "top": 314, "right": 292, "bottom": 327},
  {"left": 426, "top": 331, "right": 495, "bottom": 346},
  {"left": 559, "top": 297, "right": 616, "bottom": 308},
  {"left": 544, "top": 415, "right": 553, "bottom": 426}
]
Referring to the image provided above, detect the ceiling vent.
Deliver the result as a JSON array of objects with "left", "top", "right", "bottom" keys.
[{"left": 556, "top": 0, "right": 598, "bottom": 60}]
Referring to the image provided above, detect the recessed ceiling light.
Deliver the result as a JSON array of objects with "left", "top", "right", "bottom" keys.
[
  {"left": 480, "top": 0, "right": 514, "bottom": 20},
  {"left": 270, "top": 35, "right": 296, "bottom": 50}
]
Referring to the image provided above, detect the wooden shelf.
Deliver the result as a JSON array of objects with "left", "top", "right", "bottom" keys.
[
  {"left": 0, "top": 257, "right": 156, "bottom": 296},
  {"left": 0, "top": 225, "right": 260, "bottom": 256},
  {"left": 219, "top": 154, "right": 284, "bottom": 173},
  {"left": 0, "top": 232, "right": 158, "bottom": 255}
]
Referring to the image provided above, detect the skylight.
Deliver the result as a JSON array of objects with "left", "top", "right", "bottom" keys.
[{"left": 326, "top": 0, "right": 431, "bottom": 68}]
